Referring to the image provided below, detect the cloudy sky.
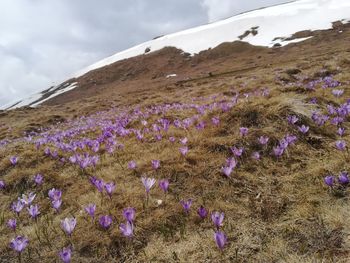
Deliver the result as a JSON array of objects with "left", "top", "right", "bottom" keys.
[{"left": 0, "top": 0, "right": 288, "bottom": 106}]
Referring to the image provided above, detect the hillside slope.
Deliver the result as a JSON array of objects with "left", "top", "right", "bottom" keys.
[
  {"left": 0, "top": 19, "right": 350, "bottom": 262},
  {"left": 2, "top": 0, "right": 350, "bottom": 110}
]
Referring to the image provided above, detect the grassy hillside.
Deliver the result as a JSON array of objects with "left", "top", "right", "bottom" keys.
[{"left": 1, "top": 27, "right": 350, "bottom": 262}]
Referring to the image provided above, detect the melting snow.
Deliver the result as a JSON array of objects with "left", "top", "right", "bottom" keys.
[
  {"left": 31, "top": 82, "right": 78, "bottom": 107},
  {"left": 75, "top": 0, "right": 350, "bottom": 77},
  {"left": 166, "top": 74, "right": 177, "bottom": 78},
  {"left": 1, "top": 82, "right": 78, "bottom": 110},
  {"left": 271, "top": 36, "right": 314, "bottom": 46}
]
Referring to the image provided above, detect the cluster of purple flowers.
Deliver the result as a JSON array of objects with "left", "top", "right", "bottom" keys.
[
  {"left": 273, "top": 134, "right": 298, "bottom": 158},
  {"left": 221, "top": 157, "right": 237, "bottom": 177},
  {"left": 179, "top": 201, "right": 228, "bottom": 250},
  {"left": 119, "top": 207, "right": 135, "bottom": 237},
  {"left": 89, "top": 176, "right": 116, "bottom": 198},
  {"left": 48, "top": 188, "right": 62, "bottom": 212},
  {"left": 10, "top": 192, "right": 39, "bottom": 220},
  {"left": 94, "top": 206, "right": 135, "bottom": 238},
  {"left": 10, "top": 236, "right": 29, "bottom": 254},
  {"left": 69, "top": 153, "right": 99, "bottom": 169},
  {"left": 324, "top": 171, "right": 349, "bottom": 188}
]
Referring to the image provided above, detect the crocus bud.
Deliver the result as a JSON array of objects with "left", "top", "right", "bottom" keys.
[
  {"left": 214, "top": 231, "right": 227, "bottom": 250},
  {"left": 324, "top": 175, "right": 335, "bottom": 187},
  {"left": 197, "top": 206, "right": 208, "bottom": 219}
]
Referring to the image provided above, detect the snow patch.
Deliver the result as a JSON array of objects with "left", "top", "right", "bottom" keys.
[
  {"left": 0, "top": 82, "right": 78, "bottom": 110},
  {"left": 0, "top": 93, "right": 43, "bottom": 110},
  {"left": 31, "top": 82, "right": 78, "bottom": 107},
  {"left": 166, "top": 74, "right": 177, "bottom": 78},
  {"left": 271, "top": 36, "right": 314, "bottom": 47}
]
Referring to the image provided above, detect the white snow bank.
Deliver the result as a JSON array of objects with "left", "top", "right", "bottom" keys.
[{"left": 75, "top": 0, "right": 350, "bottom": 77}]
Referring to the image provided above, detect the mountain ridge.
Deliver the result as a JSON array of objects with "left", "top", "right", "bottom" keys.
[{"left": 1, "top": 0, "right": 350, "bottom": 110}]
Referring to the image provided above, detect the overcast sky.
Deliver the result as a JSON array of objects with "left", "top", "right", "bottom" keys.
[{"left": 0, "top": 0, "right": 288, "bottom": 106}]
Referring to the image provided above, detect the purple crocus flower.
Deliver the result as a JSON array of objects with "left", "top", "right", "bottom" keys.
[
  {"left": 20, "top": 192, "right": 36, "bottom": 206},
  {"left": 273, "top": 146, "right": 284, "bottom": 157},
  {"left": 51, "top": 151, "right": 58, "bottom": 159},
  {"left": 104, "top": 182, "right": 116, "bottom": 198},
  {"left": 69, "top": 155, "right": 77, "bottom": 164},
  {"left": 221, "top": 165, "right": 233, "bottom": 177},
  {"left": 11, "top": 200, "right": 24, "bottom": 215},
  {"left": 7, "top": 218, "right": 17, "bottom": 231},
  {"left": 196, "top": 121, "right": 205, "bottom": 130},
  {"left": 179, "top": 146, "right": 189, "bottom": 156},
  {"left": 258, "top": 136, "right": 269, "bottom": 145},
  {"left": 331, "top": 117, "right": 344, "bottom": 126},
  {"left": 128, "top": 161, "right": 137, "bottom": 170},
  {"left": 136, "top": 131, "right": 143, "bottom": 141},
  {"left": 226, "top": 157, "right": 237, "bottom": 168},
  {"left": 159, "top": 179, "right": 169, "bottom": 193},
  {"left": 61, "top": 218, "right": 77, "bottom": 236},
  {"left": 287, "top": 115, "right": 299, "bottom": 125},
  {"left": 310, "top": 97, "right": 318, "bottom": 104},
  {"left": 211, "top": 211, "right": 224, "bottom": 229},
  {"left": 327, "top": 104, "right": 337, "bottom": 115},
  {"left": 141, "top": 177, "right": 156, "bottom": 193},
  {"left": 10, "top": 236, "right": 29, "bottom": 253},
  {"left": 239, "top": 127, "right": 249, "bottom": 137},
  {"left": 123, "top": 207, "right": 136, "bottom": 223},
  {"left": 89, "top": 177, "right": 105, "bottom": 192},
  {"left": 151, "top": 160, "right": 160, "bottom": 170},
  {"left": 279, "top": 138, "right": 289, "bottom": 150},
  {"left": 44, "top": 147, "right": 51, "bottom": 156},
  {"left": 155, "top": 134, "right": 162, "bottom": 141},
  {"left": 338, "top": 172, "right": 349, "bottom": 185},
  {"left": 214, "top": 231, "right": 227, "bottom": 250},
  {"left": 332, "top": 89, "right": 344, "bottom": 97},
  {"left": 169, "top": 136, "right": 176, "bottom": 143},
  {"left": 197, "top": 206, "right": 208, "bottom": 219},
  {"left": 298, "top": 125, "right": 309, "bottom": 134},
  {"left": 338, "top": 127, "right": 345, "bottom": 137},
  {"left": 10, "top": 156, "right": 18, "bottom": 166},
  {"left": 212, "top": 116, "right": 220, "bottom": 126},
  {"left": 84, "top": 203, "right": 96, "bottom": 218},
  {"left": 59, "top": 247, "right": 72, "bottom": 263},
  {"left": 0, "top": 180, "right": 5, "bottom": 190},
  {"left": 180, "top": 199, "right": 192, "bottom": 214},
  {"left": 335, "top": 140, "right": 346, "bottom": 151},
  {"left": 324, "top": 175, "right": 335, "bottom": 187},
  {"left": 285, "top": 134, "right": 297, "bottom": 145},
  {"left": 27, "top": 204, "right": 40, "bottom": 219},
  {"left": 230, "top": 146, "right": 244, "bottom": 157},
  {"left": 251, "top": 151, "right": 261, "bottom": 160},
  {"left": 119, "top": 221, "right": 134, "bottom": 237},
  {"left": 48, "top": 188, "right": 62, "bottom": 201},
  {"left": 180, "top": 137, "right": 188, "bottom": 145},
  {"left": 99, "top": 215, "right": 113, "bottom": 229},
  {"left": 52, "top": 199, "right": 62, "bottom": 212},
  {"left": 33, "top": 174, "right": 43, "bottom": 185}
]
